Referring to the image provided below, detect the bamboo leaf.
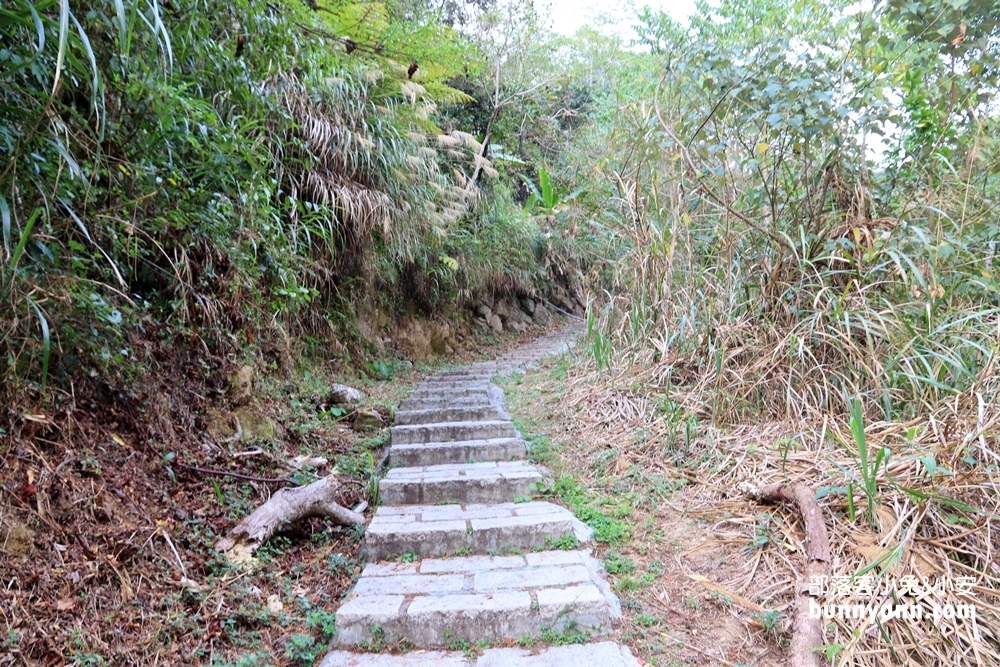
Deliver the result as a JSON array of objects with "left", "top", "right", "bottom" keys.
[
  {"left": 28, "top": 299, "right": 51, "bottom": 395},
  {"left": 70, "top": 11, "right": 99, "bottom": 104},
  {"left": 61, "top": 200, "right": 127, "bottom": 288},
  {"left": 0, "top": 193, "right": 10, "bottom": 259},
  {"left": 9, "top": 207, "right": 42, "bottom": 272},
  {"left": 113, "top": 0, "right": 128, "bottom": 48},
  {"left": 51, "top": 0, "right": 69, "bottom": 95},
  {"left": 28, "top": 0, "right": 45, "bottom": 53},
  {"left": 147, "top": 0, "right": 173, "bottom": 67},
  {"left": 49, "top": 137, "right": 82, "bottom": 180}
]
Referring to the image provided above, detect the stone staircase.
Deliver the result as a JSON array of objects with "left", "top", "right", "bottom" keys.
[{"left": 322, "top": 324, "right": 641, "bottom": 666}]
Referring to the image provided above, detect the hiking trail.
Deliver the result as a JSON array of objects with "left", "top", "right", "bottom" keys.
[{"left": 323, "top": 324, "right": 640, "bottom": 666}]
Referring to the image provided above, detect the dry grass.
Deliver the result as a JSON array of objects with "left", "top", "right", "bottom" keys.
[
  {"left": 569, "top": 107, "right": 1000, "bottom": 663},
  {"left": 505, "top": 350, "right": 1000, "bottom": 666}
]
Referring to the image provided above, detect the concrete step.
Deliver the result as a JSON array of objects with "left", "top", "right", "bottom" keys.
[
  {"left": 417, "top": 377, "right": 493, "bottom": 387},
  {"left": 398, "top": 395, "right": 494, "bottom": 411},
  {"left": 363, "top": 501, "right": 592, "bottom": 561},
  {"left": 424, "top": 375, "right": 493, "bottom": 384},
  {"left": 335, "top": 550, "right": 621, "bottom": 648},
  {"left": 406, "top": 386, "right": 493, "bottom": 400},
  {"left": 321, "top": 641, "right": 641, "bottom": 666},
  {"left": 432, "top": 368, "right": 495, "bottom": 378},
  {"left": 390, "top": 420, "right": 517, "bottom": 446},
  {"left": 394, "top": 405, "right": 504, "bottom": 426},
  {"left": 415, "top": 380, "right": 493, "bottom": 390},
  {"left": 388, "top": 437, "right": 526, "bottom": 468},
  {"left": 379, "top": 461, "right": 548, "bottom": 505}
]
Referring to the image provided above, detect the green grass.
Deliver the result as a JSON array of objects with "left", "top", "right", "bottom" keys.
[
  {"left": 635, "top": 613, "right": 658, "bottom": 627},
  {"left": 603, "top": 552, "right": 637, "bottom": 575},
  {"left": 209, "top": 654, "right": 275, "bottom": 667},
  {"left": 283, "top": 635, "right": 319, "bottom": 666},
  {"left": 392, "top": 551, "right": 419, "bottom": 563},
  {"left": 506, "top": 412, "right": 632, "bottom": 546},
  {"left": 544, "top": 535, "right": 580, "bottom": 550},
  {"left": 548, "top": 476, "right": 631, "bottom": 545},
  {"left": 516, "top": 623, "right": 590, "bottom": 649},
  {"left": 358, "top": 626, "right": 386, "bottom": 652},
  {"left": 616, "top": 573, "right": 656, "bottom": 592}
]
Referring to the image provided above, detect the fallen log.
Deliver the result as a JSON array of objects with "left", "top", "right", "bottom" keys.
[
  {"left": 741, "top": 482, "right": 830, "bottom": 667},
  {"left": 215, "top": 475, "right": 365, "bottom": 557}
]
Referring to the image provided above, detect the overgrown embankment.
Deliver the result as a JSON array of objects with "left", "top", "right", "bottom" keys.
[
  {"left": 1, "top": 0, "right": 582, "bottom": 418},
  {"left": 505, "top": 347, "right": 999, "bottom": 667}
]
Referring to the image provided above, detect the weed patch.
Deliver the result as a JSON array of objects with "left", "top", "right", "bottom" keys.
[{"left": 548, "top": 477, "right": 630, "bottom": 545}]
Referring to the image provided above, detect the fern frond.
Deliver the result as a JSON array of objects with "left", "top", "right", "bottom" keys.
[{"left": 423, "top": 81, "right": 476, "bottom": 105}]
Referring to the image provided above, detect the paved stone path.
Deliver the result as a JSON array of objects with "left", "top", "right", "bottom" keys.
[{"left": 323, "top": 324, "right": 641, "bottom": 666}]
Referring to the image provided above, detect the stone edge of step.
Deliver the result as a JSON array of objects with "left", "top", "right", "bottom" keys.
[
  {"left": 363, "top": 501, "right": 590, "bottom": 544},
  {"left": 387, "top": 439, "right": 529, "bottom": 469},
  {"left": 339, "top": 549, "right": 619, "bottom": 619},
  {"left": 380, "top": 459, "right": 550, "bottom": 477},
  {"left": 320, "top": 640, "right": 641, "bottom": 667}
]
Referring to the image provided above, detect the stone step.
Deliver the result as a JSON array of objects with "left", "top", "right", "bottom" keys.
[
  {"left": 379, "top": 461, "right": 547, "bottom": 505},
  {"left": 418, "top": 376, "right": 493, "bottom": 386},
  {"left": 335, "top": 550, "right": 620, "bottom": 648},
  {"left": 321, "top": 641, "right": 641, "bottom": 666},
  {"left": 398, "top": 395, "right": 494, "bottom": 411},
  {"left": 413, "top": 384, "right": 492, "bottom": 394},
  {"left": 388, "top": 437, "right": 526, "bottom": 468},
  {"left": 417, "top": 378, "right": 493, "bottom": 387},
  {"left": 390, "top": 420, "right": 517, "bottom": 446},
  {"left": 424, "top": 375, "right": 493, "bottom": 383},
  {"left": 394, "top": 405, "right": 504, "bottom": 426},
  {"left": 433, "top": 368, "right": 495, "bottom": 378},
  {"left": 363, "top": 501, "right": 592, "bottom": 561},
  {"left": 406, "top": 386, "right": 493, "bottom": 400}
]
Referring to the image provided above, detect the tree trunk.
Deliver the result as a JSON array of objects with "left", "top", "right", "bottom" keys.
[{"left": 466, "top": 106, "right": 499, "bottom": 194}]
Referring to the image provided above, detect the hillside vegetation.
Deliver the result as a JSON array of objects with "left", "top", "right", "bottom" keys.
[
  {"left": 2, "top": 0, "right": 999, "bottom": 665},
  {"left": 1, "top": 0, "right": 578, "bottom": 407},
  {"left": 531, "top": 1, "right": 1000, "bottom": 665}
]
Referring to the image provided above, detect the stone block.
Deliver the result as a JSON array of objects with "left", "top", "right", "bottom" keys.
[{"left": 390, "top": 421, "right": 518, "bottom": 446}]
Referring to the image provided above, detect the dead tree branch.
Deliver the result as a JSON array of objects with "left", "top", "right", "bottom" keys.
[
  {"left": 215, "top": 475, "right": 365, "bottom": 557},
  {"left": 742, "top": 482, "right": 830, "bottom": 667}
]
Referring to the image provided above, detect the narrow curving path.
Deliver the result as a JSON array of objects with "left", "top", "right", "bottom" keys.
[{"left": 322, "top": 324, "right": 640, "bottom": 666}]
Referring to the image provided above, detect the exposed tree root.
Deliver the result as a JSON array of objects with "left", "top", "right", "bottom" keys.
[
  {"left": 742, "top": 482, "right": 830, "bottom": 667},
  {"left": 215, "top": 475, "right": 365, "bottom": 559}
]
